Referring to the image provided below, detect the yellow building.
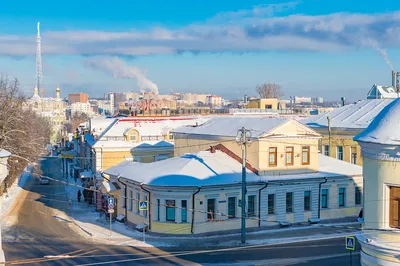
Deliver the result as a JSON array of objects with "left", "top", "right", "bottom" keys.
[
  {"left": 103, "top": 116, "right": 363, "bottom": 235},
  {"left": 90, "top": 116, "right": 210, "bottom": 171},
  {"left": 246, "top": 98, "right": 279, "bottom": 110},
  {"left": 302, "top": 99, "right": 394, "bottom": 166}
]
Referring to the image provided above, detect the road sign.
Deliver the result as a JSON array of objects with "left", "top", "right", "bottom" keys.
[
  {"left": 108, "top": 204, "right": 114, "bottom": 209},
  {"left": 108, "top": 209, "right": 114, "bottom": 214},
  {"left": 346, "top": 236, "right": 356, "bottom": 251},
  {"left": 139, "top": 201, "right": 148, "bottom": 210},
  {"left": 108, "top": 197, "right": 115, "bottom": 205}
]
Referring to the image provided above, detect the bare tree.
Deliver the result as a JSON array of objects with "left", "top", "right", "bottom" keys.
[
  {"left": 64, "top": 112, "right": 89, "bottom": 134},
  {"left": 0, "top": 76, "right": 51, "bottom": 192},
  {"left": 256, "top": 83, "right": 284, "bottom": 99}
]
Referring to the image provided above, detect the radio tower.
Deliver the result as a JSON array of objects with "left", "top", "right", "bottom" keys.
[{"left": 35, "top": 22, "right": 43, "bottom": 97}]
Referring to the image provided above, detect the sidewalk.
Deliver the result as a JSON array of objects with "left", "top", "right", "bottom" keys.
[{"left": 63, "top": 171, "right": 361, "bottom": 248}]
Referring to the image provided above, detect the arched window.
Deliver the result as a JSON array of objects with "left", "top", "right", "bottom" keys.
[
  {"left": 126, "top": 129, "right": 139, "bottom": 143},
  {"left": 168, "top": 130, "right": 174, "bottom": 140}
]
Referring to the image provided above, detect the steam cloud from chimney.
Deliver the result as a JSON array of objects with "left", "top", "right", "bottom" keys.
[
  {"left": 84, "top": 56, "right": 159, "bottom": 94},
  {"left": 363, "top": 38, "right": 394, "bottom": 70}
]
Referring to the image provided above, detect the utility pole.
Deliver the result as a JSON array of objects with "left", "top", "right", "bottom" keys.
[
  {"left": 236, "top": 127, "right": 252, "bottom": 244},
  {"left": 327, "top": 116, "right": 331, "bottom": 157}
]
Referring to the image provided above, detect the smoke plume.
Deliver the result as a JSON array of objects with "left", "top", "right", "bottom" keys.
[
  {"left": 84, "top": 56, "right": 159, "bottom": 94},
  {"left": 363, "top": 38, "right": 394, "bottom": 70}
]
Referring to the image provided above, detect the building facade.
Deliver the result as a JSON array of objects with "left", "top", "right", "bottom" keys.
[
  {"left": 355, "top": 98, "right": 400, "bottom": 265},
  {"left": 302, "top": 99, "right": 394, "bottom": 166},
  {"left": 68, "top": 93, "right": 89, "bottom": 104},
  {"left": 103, "top": 117, "right": 363, "bottom": 235}
]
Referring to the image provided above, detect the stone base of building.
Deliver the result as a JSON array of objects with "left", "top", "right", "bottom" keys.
[{"left": 361, "top": 250, "right": 400, "bottom": 266}]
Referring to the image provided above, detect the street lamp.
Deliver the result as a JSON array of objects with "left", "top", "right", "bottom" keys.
[{"left": 236, "top": 127, "right": 252, "bottom": 244}]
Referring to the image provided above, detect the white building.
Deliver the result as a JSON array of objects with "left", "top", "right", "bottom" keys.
[
  {"left": 312, "top": 97, "right": 324, "bottom": 104},
  {"left": 294, "top": 96, "right": 312, "bottom": 104},
  {"left": 367, "top": 84, "right": 398, "bottom": 99},
  {"left": 70, "top": 102, "right": 93, "bottom": 115},
  {"left": 354, "top": 98, "right": 400, "bottom": 265},
  {"left": 206, "top": 95, "right": 222, "bottom": 107}
]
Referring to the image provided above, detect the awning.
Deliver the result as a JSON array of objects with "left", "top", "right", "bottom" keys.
[{"left": 100, "top": 181, "right": 120, "bottom": 195}]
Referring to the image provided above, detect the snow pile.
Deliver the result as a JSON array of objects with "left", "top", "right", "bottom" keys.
[{"left": 0, "top": 166, "right": 32, "bottom": 220}]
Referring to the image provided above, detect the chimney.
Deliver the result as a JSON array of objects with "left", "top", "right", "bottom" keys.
[
  {"left": 210, "top": 146, "right": 216, "bottom": 153},
  {"left": 392, "top": 71, "right": 396, "bottom": 88}
]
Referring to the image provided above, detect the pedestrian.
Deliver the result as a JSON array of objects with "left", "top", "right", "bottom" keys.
[{"left": 77, "top": 190, "right": 82, "bottom": 202}]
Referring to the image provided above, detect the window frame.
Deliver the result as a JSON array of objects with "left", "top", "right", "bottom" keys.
[
  {"left": 285, "top": 146, "right": 294, "bottom": 166},
  {"left": 143, "top": 195, "right": 148, "bottom": 218},
  {"left": 339, "top": 187, "right": 346, "bottom": 207},
  {"left": 157, "top": 199, "right": 160, "bottom": 221},
  {"left": 269, "top": 147, "right": 277, "bottom": 167},
  {"left": 136, "top": 192, "right": 140, "bottom": 213},
  {"left": 337, "top": 146, "right": 344, "bottom": 161},
  {"left": 122, "top": 186, "right": 126, "bottom": 208},
  {"left": 166, "top": 200, "right": 176, "bottom": 222},
  {"left": 301, "top": 146, "right": 310, "bottom": 165},
  {"left": 128, "top": 190, "right": 133, "bottom": 211},
  {"left": 351, "top": 146, "right": 357, "bottom": 164},
  {"left": 321, "top": 189, "right": 328, "bottom": 209},
  {"left": 228, "top": 197, "right": 236, "bottom": 218},
  {"left": 304, "top": 190, "right": 311, "bottom": 211},
  {"left": 286, "top": 192, "right": 293, "bottom": 213},
  {"left": 390, "top": 186, "right": 400, "bottom": 228},
  {"left": 355, "top": 187, "right": 362, "bottom": 205},
  {"left": 181, "top": 200, "right": 187, "bottom": 223},
  {"left": 207, "top": 198, "right": 216, "bottom": 220},
  {"left": 324, "top": 145, "right": 329, "bottom": 156},
  {"left": 268, "top": 194, "right": 275, "bottom": 214},
  {"left": 248, "top": 195, "right": 256, "bottom": 217}
]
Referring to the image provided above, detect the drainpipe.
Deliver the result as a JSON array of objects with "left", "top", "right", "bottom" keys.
[
  {"left": 318, "top": 178, "right": 328, "bottom": 219},
  {"left": 191, "top": 186, "right": 201, "bottom": 234},
  {"left": 258, "top": 182, "right": 269, "bottom": 227},
  {"left": 141, "top": 183, "right": 152, "bottom": 230},
  {"left": 117, "top": 176, "right": 128, "bottom": 220}
]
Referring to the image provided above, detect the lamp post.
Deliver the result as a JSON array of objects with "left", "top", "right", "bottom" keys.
[{"left": 236, "top": 127, "right": 252, "bottom": 244}]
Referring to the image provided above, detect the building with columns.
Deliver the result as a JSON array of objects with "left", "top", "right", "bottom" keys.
[{"left": 354, "top": 98, "right": 400, "bottom": 265}]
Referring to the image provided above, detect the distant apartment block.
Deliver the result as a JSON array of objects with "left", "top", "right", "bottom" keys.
[
  {"left": 68, "top": 93, "right": 88, "bottom": 104},
  {"left": 293, "top": 96, "right": 312, "bottom": 104}
]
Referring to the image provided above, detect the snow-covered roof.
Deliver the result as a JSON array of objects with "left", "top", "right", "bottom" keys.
[
  {"left": 302, "top": 99, "right": 394, "bottom": 131},
  {"left": 95, "top": 117, "right": 210, "bottom": 145},
  {"left": 354, "top": 98, "right": 400, "bottom": 145},
  {"left": 0, "top": 149, "right": 11, "bottom": 158},
  {"left": 367, "top": 84, "right": 398, "bottom": 99},
  {"left": 90, "top": 117, "right": 118, "bottom": 136},
  {"left": 94, "top": 139, "right": 174, "bottom": 149},
  {"left": 105, "top": 151, "right": 362, "bottom": 187},
  {"left": 173, "top": 116, "right": 295, "bottom": 138}
]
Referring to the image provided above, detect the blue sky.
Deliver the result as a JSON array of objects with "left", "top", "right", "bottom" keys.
[{"left": 1, "top": 0, "right": 400, "bottom": 100}]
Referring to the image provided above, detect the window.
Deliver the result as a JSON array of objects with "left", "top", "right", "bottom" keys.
[
  {"left": 269, "top": 147, "right": 277, "bottom": 166},
  {"left": 304, "top": 191, "right": 311, "bottom": 211},
  {"left": 351, "top": 147, "right": 357, "bottom": 164},
  {"left": 268, "top": 194, "right": 275, "bottom": 214},
  {"left": 228, "top": 197, "right": 236, "bottom": 218},
  {"left": 286, "top": 192, "right": 293, "bottom": 213},
  {"left": 339, "top": 188, "right": 346, "bottom": 207},
  {"left": 168, "top": 132, "right": 174, "bottom": 140},
  {"left": 355, "top": 187, "right": 362, "bottom": 205},
  {"left": 181, "top": 200, "right": 187, "bottom": 223},
  {"left": 337, "top": 146, "right": 343, "bottom": 160},
  {"left": 390, "top": 187, "right": 400, "bottom": 228},
  {"left": 143, "top": 195, "right": 148, "bottom": 218},
  {"left": 286, "top": 147, "right": 294, "bottom": 166},
  {"left": 136, "top": 192, "right": 140, "bottom": 213},
  {"left": 128, "top": 190, "right": 133, "bottom": 211},
  {"left": 324, "top": 145, "right": 329, "bottom": 156},
  {"left": 166, "top": 200, "right": 176, "bottom": 222},
  {"left": 248, "top": 195, "right": 256, "bottom": 217},
  {"left": 122, "top": 187, "right": 126, "bottom": 208},
  {"left": 321, "top": 189, "right": 328, "bottom": 209},
  {"left": 265, "top": 104, "right": 272, "bottom": 109},
  {"left": 157, "top": 199, "right": 160, "bottom": 221},
  {"left": 129, "top": 133, "right": 137, "bottom": 143},
  {"left": 207, "top": 199, "right": 216, "bottom": 220},
  {"left": 302, "top": 146, "right": 310, "bottom": 165}
]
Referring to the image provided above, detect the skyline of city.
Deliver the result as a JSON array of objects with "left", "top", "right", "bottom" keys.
[{"left": 1, "top": 0, "right": 400, "bottom": 101}]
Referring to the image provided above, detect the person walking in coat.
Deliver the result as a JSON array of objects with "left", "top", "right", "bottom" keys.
[{"left": 77, "top": 190, "right": 82, "bottom": 202}]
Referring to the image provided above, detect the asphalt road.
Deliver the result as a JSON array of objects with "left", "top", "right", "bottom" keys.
[{"left": 2, "top": 157, "right": 361, "bottom": 265}]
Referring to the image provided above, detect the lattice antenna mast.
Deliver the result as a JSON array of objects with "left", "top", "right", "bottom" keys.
[{"left": 35, "top": 22, "right": 43, "bottom": 96}]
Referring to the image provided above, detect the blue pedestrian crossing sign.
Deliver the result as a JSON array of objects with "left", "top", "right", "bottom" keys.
[
  {"left": 108, "top": 197, "right": 115, "bottom": 205},
  {"left": 345, "top": 236, "right": 356, "bottom": 251},
  {"left": 139, "top": 201, "right": 148, "bottom": 210}
]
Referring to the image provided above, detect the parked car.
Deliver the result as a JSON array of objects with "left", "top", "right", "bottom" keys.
[{"left": 40, "top": 177, "right": 50, "bottom": 185}]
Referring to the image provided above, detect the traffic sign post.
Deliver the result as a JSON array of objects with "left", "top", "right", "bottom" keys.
[
  {"left": 345, "top": 236, "right": 356, "bottom": 266},
  {"left": 139, "top": 201, "right": 148, "bottom": 210},
  {"left": 108, "top": 197, "right": 115, "bottom": 205},
  {"left": 108, "top": 197, "right": 115, "bottom": 237}
]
